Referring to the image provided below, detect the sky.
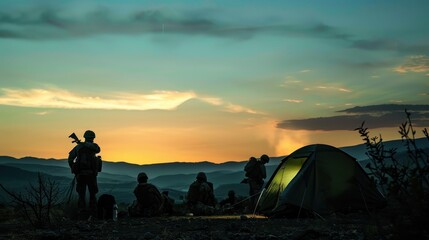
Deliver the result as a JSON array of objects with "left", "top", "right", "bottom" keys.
[{"left": 0, "top": 0, "right": 428, "bottom": 165}]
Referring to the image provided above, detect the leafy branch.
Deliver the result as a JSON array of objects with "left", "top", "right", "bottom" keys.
[{"left": 355, "top": 110, "right": 429, "bottom": 237}]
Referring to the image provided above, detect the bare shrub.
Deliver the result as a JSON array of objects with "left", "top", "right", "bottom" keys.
[{"left": 0, "top": 173, "right": 62, "bottom": 228}]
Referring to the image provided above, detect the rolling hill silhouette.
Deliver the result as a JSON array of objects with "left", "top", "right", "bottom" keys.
[{"left": 1, "top": 138, "right": 427, "bottom": 204}]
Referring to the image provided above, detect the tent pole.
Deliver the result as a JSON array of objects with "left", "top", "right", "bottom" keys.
[
  {"left": 297, "top": 186, "right": 307, "bottom": 218},
  {"left": 229, "top": 191, "right": 262, "bottom": 209},
  {"left": 252, "top": 188, "right": 266, "bottom": 217},
  {"left": 313, "top": 211, "right": 326, "bottom": 221},
  {"left": 358, "top": 184, "right": 370, "bottom": 214}
]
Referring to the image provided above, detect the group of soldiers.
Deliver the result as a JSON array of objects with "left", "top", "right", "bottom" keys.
[{"left": 68, "top": 130, "right": 270, "bottom": 219}]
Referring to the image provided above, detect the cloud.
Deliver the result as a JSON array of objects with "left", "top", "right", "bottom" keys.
[
  {"left": 308, "top": 85, "right": 352, "bottom": 93},
  {"left": 0, "top": 88, "right": 196, "bottom": 110},
  {"left": 34, "top": 111, "right": 49, "bottom": 115},
  {"left": 351, "top": 39, "right": 429, "bottom": 53},
  {"left": 0, "top": 29, "right": 24, "bottom": 38},
  {"left": 394, "top": 55, "right": 429, "bottom": 73},
  {"left": 199, "top": 97, "right": 262, "bottom": 114},
  {"left": 225, "top": 103, "right": 261, "bottom": 114},
  {"left": 338, "top": 104, "right": 429, "bottom": 114},
  {"left": 281, "top": 77, "right": 352, "bottom": 95},
  {"left": 317, "top": 86, "right": 352, "bottom": 92},
  {"left": 0, "top": 88, "right": 260, "bottom": 114},
  {"left": 199, "top": 97, "right": 223, "bottom": 106},
  {"left": 280, "top": 76, "right": 302, "bottom": 87},
  {"left": 277, "top": 104, "right": 429, "bottom": 131},
  {"left": 283, "top": 99, "right": 303, "bottom": 103},
  {"left": 1, "top": 7, "right": 427, "bottom": 56},
  {"left": 0, "top": 8, "right": 352, "bottom": 41},
  {"left": 0, "top": 8, "right": 219, "bottom": 39},
  {"left": 346, "top": 60, "right": 393, "bottom": 69}
]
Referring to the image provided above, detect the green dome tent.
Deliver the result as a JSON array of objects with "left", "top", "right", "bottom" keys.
[{"left": 257, "top": 144, "right": 386, "bottom": 217}]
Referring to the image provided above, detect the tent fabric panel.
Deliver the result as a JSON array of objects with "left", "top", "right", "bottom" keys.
[
  {"left": 350, "top": 161, "right": 387, "bottom": 209},
  {"left": 313, "top": 151, "right": 358, "bottom": 214}
]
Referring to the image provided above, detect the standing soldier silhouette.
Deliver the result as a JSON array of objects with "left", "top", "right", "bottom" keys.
[
  {"left": 68, "top": 130, "right": 101, "bottom": 216},
  {"left": 244, "top": 154, "right": 269, "bottom": 212}
]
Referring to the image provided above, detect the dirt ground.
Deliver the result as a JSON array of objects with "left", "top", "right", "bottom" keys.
[{"left": 0, "top": 213, "right": 385, "bottom": 240}]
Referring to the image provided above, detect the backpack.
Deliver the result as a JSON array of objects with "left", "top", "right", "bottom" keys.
[
  {"left": 72, "top": 145, "right": 102, "bottom": 175},
  {"left": 203, "top": 182, "right": 216, "bottom": 206},
  {"left": 97, "top": 194, "right": 116, "bottom": 220},
  {"left": 244, "top": 159, "right": 262, "bottom": 179}
]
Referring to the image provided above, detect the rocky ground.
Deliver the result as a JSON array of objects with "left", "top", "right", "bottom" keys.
[{"left": 0, "top": 213, "right": 388, "bottom": 240}]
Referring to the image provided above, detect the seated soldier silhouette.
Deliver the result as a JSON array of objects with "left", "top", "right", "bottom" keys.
[
  {"left": 186, "top": 172, "right": 216, "bottom": 215},
  {"left": 129, "top": 172, "right": 164, "bottom": 217}
]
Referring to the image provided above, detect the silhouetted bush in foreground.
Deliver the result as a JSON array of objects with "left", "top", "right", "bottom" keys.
[
  {"left": 355, "top": 110, "right": 429, "bottom": 238},
  {"left": 0, "top": 173, "right": 62, "bottom": 228}
]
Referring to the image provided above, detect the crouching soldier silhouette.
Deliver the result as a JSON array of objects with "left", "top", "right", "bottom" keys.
[
  {"left": 68, "top": 130, "right": 102, "bottom": 216},
  {"left": 186, "top": 172, "right": 216, "bottom": 216},
  {"left": 220, "top": 190, "right": 237, "bottom": 207},
  {"left": 129, "top": 172, "right": 164, "bottom": 217},
  {"left": 219, "top": 190, "right": 244, "bottom": 214}
]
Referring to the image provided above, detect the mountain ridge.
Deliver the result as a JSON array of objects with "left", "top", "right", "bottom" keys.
[
  {"left": 3, "top": 137, "right": 427, "bottom": 166},
  {"left": 1, "top": 137, "right": 427, "bottom": 203}
]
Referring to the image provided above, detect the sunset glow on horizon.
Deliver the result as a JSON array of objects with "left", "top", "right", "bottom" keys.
[{"left": 1, "top": 1, "right": 428, "bottom": 165}]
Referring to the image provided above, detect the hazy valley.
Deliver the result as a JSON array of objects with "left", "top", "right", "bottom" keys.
[{"left": 1, "top": 138, "right": 427, "bottom": 204}]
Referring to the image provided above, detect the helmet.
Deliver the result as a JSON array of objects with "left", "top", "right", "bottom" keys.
[
  {"left": 196, "top": 172, "right": 207, "bottom": 182},
  {"left": 260, "top": 154, "right": 270, "bottom": 164},
  {"left": 137, "top": 172, "right": 148, "bottom": 183},
  {"left": 84, "top": 130, "right": 96, "bottom": 139}
]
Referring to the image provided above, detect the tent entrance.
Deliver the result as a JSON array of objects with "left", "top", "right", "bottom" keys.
[{"left": 258, "top": 155, "right": 309, "bottom": 212}]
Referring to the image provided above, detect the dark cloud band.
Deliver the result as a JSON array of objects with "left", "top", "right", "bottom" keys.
[
  {"left": 351, "top": 39, "right": 429, "bottom": 53},
  {"left": 1, "top": 7, "right": 427, "bottom": 54},
  {"left": 0, "top": 9, "right": 350, "bottom": 41},
  {"left": 338, "top": 104, "right": 429, "bottom": 114},
  {"left": 277, "top": 104, "right": 429, "bottom": 131}
]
